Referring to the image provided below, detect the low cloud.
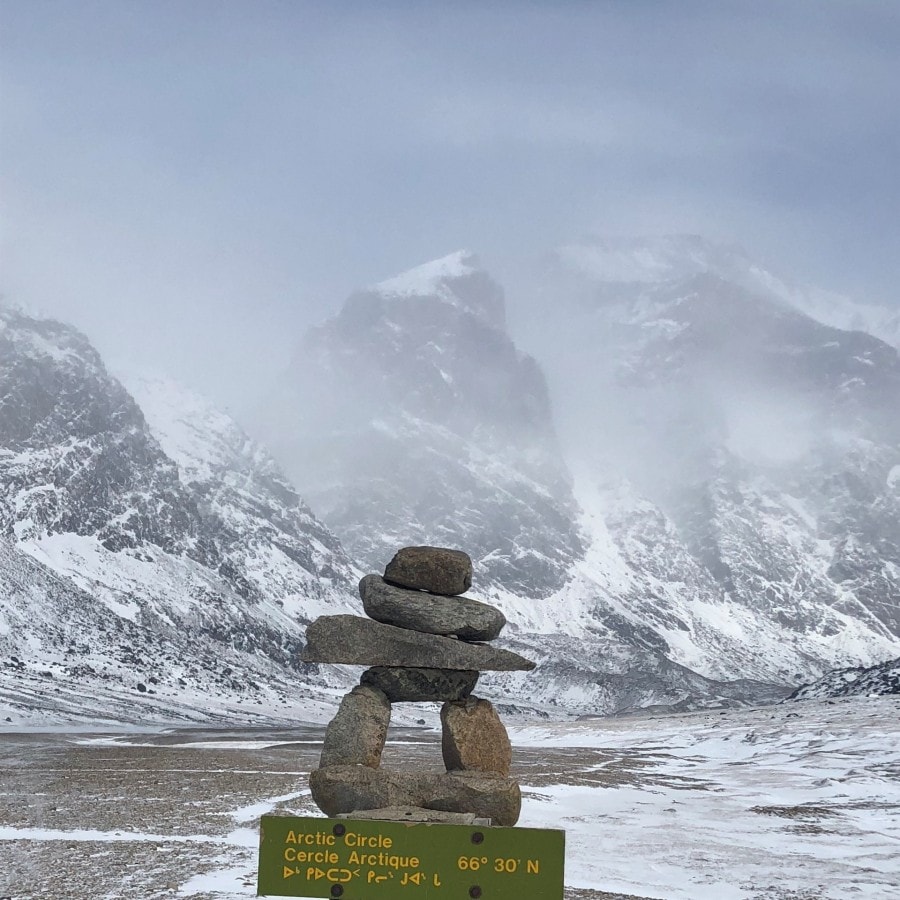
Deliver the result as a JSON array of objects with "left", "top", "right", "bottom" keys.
[{"left": 1, "top": 1, "right": 898, "bottom": 409}]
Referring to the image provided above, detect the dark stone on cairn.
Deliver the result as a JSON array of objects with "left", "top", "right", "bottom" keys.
[
  {"left": 441, "top": 696, "right": 512, "bottom": 776},
  {"left": 384, "top": 546, "right": 472, "bottom": 596},
  {"left": 361, "top": 666, "right": 478, "bottom": 702},
  {"left": 319, "top": 685, "right": 391, "bottom": 768},
  {"left": 309, "top": 765, "right": 521, "bottom": 826},
  {"left": 360, "top": 575, "right": 505, "bottom": 641},
  {"left": 302, "top": 615, "right": 535, "bottom": 671}
]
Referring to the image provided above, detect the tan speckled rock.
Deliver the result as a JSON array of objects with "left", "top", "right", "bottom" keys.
[{"left": 441, "top": 696, "right": 512, "bottom": 776}]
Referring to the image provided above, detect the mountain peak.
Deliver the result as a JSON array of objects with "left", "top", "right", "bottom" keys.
[
  {"left": 555, "top": 234, "right": 749, "bottom": 285},
  {"left": 553, "top": 234, "right": 900, "bottom": 349},
  {"left": 369, "top": 250, "right": 505, "bottom": 330},
  {"left": 374, "top": 250, "right": 479, "bottom": 296}
]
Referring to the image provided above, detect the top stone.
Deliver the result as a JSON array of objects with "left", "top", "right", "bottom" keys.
[{"left": 384, "top": 546, "right": 473, "bottom": 596}]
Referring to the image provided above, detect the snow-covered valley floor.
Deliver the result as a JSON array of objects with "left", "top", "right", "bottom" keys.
[{"left": 0, "top": 697, "right": 897, "bottom": 899}]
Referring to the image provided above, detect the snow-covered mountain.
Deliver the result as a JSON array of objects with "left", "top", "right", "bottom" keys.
[
  {"left": 4, "top": 237, "right": 899, "bottom": 722},
  {"left": 257, "top": 246, "right": 900, "bottom": 714},
  {"left": 789, "top": 656, "right": 900, "bottom": 700},
  {"left": 126, "top": 375, "right": 357, "bottom": 623},
  {"left": 0, "top": 303, "right": 359, "bottom": 724},
  {"left": 0, "top": 535, "right": 348, "bottom": 728},
  {"left": 256, "top": 251, "right": 584, "bottom": 598},
  {"left": 543, "top": 242, "right": 900, "bottom": 609},
  {"left": 529, "top": 240, "right": 900, "bottom": 680},
  {"left": 554, "top": 234, "right": 900, "bottom": 349}
]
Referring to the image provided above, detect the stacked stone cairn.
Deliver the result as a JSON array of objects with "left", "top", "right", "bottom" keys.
[{"left": 303, "top": 546, "right": 535, "bottom": 827}]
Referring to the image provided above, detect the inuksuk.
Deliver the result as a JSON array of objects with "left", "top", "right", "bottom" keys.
[{"left": 303, "top": 546, "right": 535, "bottom": 827}]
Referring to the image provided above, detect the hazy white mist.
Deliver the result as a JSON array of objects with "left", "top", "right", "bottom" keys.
[{"left": 2, "top": 1, "right": 899, "bottom": 411}]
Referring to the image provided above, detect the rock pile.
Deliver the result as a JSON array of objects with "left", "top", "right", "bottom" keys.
[{"left": 303, "top": 546, "right": 534, "bottom": 826}]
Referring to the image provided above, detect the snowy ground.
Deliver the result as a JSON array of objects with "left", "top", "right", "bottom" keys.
[{"left": 0, "top": 696, "right": 897, "bottom": 899}]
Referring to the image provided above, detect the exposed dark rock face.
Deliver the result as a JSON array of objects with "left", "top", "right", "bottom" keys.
[
  {"left": 789, "top": 656, "right": 900, "bottom": 700},
  {"left": 256, "top": 252, "right": 584, "bottom": 599},
  {"left": 0, "top": 304, "right": 358, "bottom": 720},
  {"left": 0, "top": 308, "right": 195, "bottom": 553}
]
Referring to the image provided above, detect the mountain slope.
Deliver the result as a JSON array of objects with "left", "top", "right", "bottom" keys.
[
  {"left": 0, "top": 536, "right": 345, "bottom": 727},
  {"left": 126, "top": 375, "right": 358, "bottom": 625},
  {"left": 0, "top": 303, "right": 359, "bottom": 723},
  {"left": 532, "top": 241, "right": 900, "bottom": 680},
  {"left": 256, "top": 251, "right": 584, "bottom": 598},
  {"left": 256, "top": 247, "right": 900, "bottom": 713}
]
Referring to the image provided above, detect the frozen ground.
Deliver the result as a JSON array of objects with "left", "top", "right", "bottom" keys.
[{"left": 0, "top": 696, "right": 897, "bottom": 899}]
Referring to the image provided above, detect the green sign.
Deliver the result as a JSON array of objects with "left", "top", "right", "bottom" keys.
[{"left": 257, "top": 815, "right": 565, "bottom": 899}]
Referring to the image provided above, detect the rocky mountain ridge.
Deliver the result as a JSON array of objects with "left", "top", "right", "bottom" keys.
[
  {"left": 3, "top": 235, "right": 900, "bottom": 723},
  {"left": 255, "top": 251, "right": 584, "bottom": 599},
  {"left": 0, "top": 303, "right": 360, "bottom": 725},
  {"left": 790, "top": 656, "right": 900, "bottom": 700},
  {"left": 255, "top": 243, "right": 900, "bottom": 714},
  {"left": 553, "top": 234, "right": 900, "bottom": 349}
]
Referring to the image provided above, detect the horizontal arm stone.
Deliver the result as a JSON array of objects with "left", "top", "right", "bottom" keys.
[{"left": 302, "top": 615, "right": 535, "bottom": 671}]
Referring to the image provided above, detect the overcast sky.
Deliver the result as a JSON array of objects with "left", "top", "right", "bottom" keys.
[{"left": 2, "top": 1, "right": 898, "bottom": 406}]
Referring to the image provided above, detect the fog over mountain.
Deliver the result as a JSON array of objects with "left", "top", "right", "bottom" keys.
[
  {"left": 248, "top": 237, "right": 900, "bottom": 713},
  {"left": 3, "top": 2, "right": 899, "bottom": 411},
  {"left": 532, "top": 236, "right": 900, "bottom": 639},
  {"left": 0, "top": 302, "right": 359, "bottom": 724},
  {"left": 2, "top": 233, "right": 900, "bottom": 723},
  {"left": 254, "top": 251, "right": 583, "bottom": 598}
]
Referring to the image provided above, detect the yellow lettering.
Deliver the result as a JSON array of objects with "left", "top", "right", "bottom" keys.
[
  {"left": 343, "top": 832, "right": 392, "bottom": 849},
  {"left": 346, "top": 849, "right": 419, "bottom": 869},
  {"left": 288, "top": 850, "right": 339, "bottom": 865},
  {"left": 527, "top": 859, "right": 540, "bottom": 874},
  {"left": 284, "top": 830, "right": 338, "bottom": 847},
  {"left": 326, "top": 868, "right": 353, "bottom": 883}
]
